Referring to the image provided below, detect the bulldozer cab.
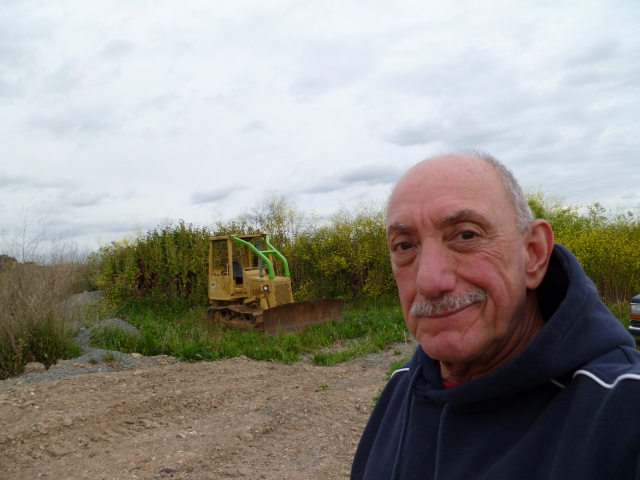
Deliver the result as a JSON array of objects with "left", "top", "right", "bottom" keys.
[{"left": 208, "top": 234, "right": 293, "bottom": 309}]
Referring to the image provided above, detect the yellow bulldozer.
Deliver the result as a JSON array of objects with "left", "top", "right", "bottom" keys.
[{"left": 207, "top": 233, "right": 343, "bottom": 335}]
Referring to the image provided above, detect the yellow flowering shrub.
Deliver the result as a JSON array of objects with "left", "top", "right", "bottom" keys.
[{"left": 95, "top": 194, "right": 639, "bottom": 306}]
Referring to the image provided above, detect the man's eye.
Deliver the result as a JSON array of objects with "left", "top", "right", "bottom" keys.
[
  {"left": 398, "top": 242, "right": 412, "bottom": 251},
  {"left": 459, "top": 231, "right": 476, "bottom": 240}
]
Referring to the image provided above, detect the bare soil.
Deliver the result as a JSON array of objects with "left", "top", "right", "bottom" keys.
[{"left": 0, "top": 343, "right": 415, "bottom": 480}]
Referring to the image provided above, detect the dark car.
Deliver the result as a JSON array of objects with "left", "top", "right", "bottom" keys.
[{"left": 628, "top": 294, "right": 640, "bottom": 344}]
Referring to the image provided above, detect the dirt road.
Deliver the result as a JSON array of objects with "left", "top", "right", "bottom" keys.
[{"left": 0, "top": 343, "right": 415, "bottom": 480}]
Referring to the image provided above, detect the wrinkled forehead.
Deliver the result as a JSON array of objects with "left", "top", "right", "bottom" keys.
[{"left": 386, "top": 156, "right": 509, "bottom": 226}]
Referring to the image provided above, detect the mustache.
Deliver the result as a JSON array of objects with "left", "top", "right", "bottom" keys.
[{"left": 410, "top": 288, "right": 488, "bottom": 317}]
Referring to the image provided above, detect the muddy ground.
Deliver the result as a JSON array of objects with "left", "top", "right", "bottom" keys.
[{"left": 0, "top": 342, "right": 416, "bottom": 480}]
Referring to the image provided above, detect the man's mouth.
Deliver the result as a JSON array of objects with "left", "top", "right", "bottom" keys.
[{"left": 410, "top": 288, "right": 488, "bottom": 317}]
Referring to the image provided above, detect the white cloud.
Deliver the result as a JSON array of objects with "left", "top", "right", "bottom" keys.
[{"left": 0, "top": 0, "right": 639, "bottom": 249}]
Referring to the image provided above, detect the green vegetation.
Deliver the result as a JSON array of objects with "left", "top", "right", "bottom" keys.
[
  {"left": 2, "top": 192, "right": 638, "bottom": 379},
  {"left": 528, "top": 191, "right": 640, "bottom": 303},
  {"left": 102, "top": 351, "right": 118, "bottom": 364},
  {"left": 0, "top": 260, "right": 87, "bottom": 379},
  {"left": 387, "top": 357, "right": 411, "bottom": 379},
  {"left": 90, "top": 301, "right": 407, "bottom": 364},
  {"left": 87, "top": 192, "right": 637, "bottom": 368},
  {"left": 94, "top": 197, "right": 393, "bottom": 306},
  {"left": 95, "top": 193, "right": 639, "bottom": 309}
]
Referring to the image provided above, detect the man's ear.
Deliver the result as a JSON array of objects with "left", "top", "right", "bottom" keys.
[{"left": 524, "top": 219, "right": 555, "bottom": 290}]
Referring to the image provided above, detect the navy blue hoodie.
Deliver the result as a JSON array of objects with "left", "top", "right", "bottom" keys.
[{"left": 352, "top": 245, "right": 640, "bottom": 480}]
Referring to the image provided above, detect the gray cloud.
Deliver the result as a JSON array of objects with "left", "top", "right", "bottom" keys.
[
  {"left": 190, "top": 186, "right": 245, "bottom": 204},
  {"left": 0, "top": 78, "right": 23, "bottom": 100},
  {"left": 26, "top": 107, "right": 115, "bottom": 137},
  {"left": 338, "top": 165, "right": 403, "bottom": 185},
  {"left": 1, "top": 0, "right": 639, "bottom": 249},
  {"left": 566, "top": 38, "right": 620, "bottom": 67},
  {"left": 45, "top": 63, "right": 82, "bottom": 94},
  {"left": 291, "top": 40, "right": 374, "bottom": 99},
  {"left": 303, "top": 164, "right": 402, "bottom": 195},
  {"left": 304, "top": 179, "right": 343, "bottom": 194},
  {"left": 56, "top": 191, "right": 111, "bottom": 208},
  {"left": 384, "top": 122, "right": 438, "bottom": 146},
  {"left": 384, "top": 117, "right": 504, "bottom": 148},
  {"left": 0, "top": 172, "right": 28, "bottom": 189},
  {"left": 100, "top": 40, "right": 134, "bottom": 58},
  {"left": 0, "top": 12, "right": 39, "bottom": 70},
  {"left": 138, "top": 94, "right": 180, "bottom": 111},
  {"left": 241, "top": 120, "right": 266, "bottom": 133},
  {"left": 0, "top": 8, "right": 41, "bottom": 101}
]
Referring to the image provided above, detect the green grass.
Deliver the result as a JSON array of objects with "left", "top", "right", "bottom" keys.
[
  {"left": 0, "top": 314, "right": 83, "bottom": 378},
  {"left": 90, "top": 298, "right": 635, "bottom": 368},
  {"left": 386, "top": 357, "right": 411, "bottom": 379},
  {"left": 90, "top": 300, "right": 408, "bottom": 365}
]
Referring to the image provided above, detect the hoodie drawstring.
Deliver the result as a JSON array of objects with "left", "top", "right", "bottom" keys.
[
  {"left": 391, "top": 365, "right": 422, "bottom": 480},
  {"left": 390, "top": 364, "right": 451, "bottom": 480},
  {"left": 434, "top": 402, "right": 450, "bottom": 480}
]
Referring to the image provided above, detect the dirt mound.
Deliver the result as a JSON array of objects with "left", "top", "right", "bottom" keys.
[{"left": 0, "top": 342, "right": 416, "bottom": 479}]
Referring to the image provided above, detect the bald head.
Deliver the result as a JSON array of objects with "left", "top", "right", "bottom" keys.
[{"left": 390, "top": 151, "right": 534, "bottom": 234}]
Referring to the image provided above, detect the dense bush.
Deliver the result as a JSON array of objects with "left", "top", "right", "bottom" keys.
[
  {"left": 288, "top": 204, "right": 393, "bottom": 301},
  {"left": 95, "top": 220, "right": 210, "bottom": 305},
  {"left": 94, "top": 193, "right": 639, "bottom": 308},
  {"left": 95, "top": 198, "right": 395, "bottom": 306},
  {"left": 529, "top": 191, "right": 640, "bottom": 303}
]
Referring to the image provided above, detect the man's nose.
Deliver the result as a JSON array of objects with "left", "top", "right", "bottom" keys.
[{"left": 415, "top": 242, "right": 456, "bottom": 299}]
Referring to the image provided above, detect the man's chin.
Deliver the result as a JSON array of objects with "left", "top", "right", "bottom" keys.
[{"left": 417, "top": 333, "right": 482, "bottom": 365}]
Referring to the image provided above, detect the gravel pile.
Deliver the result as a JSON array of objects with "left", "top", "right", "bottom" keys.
[{"left": 0, "top": 291, "right": 155, "bottom": 391}]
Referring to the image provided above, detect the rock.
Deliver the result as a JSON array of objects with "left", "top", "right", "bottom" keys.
[
  {"left": 62, "top": 418, "right": 73, "bottom": 427},
  {"left": 130, "top": 352, "right": 143, "bottom": 359},
  {"left": 23, "top": 362, "right": 46, "bottom": 374},
  {"left": 46, "top": 445, "right": 68, "bottom": 457},
  {"left": 59, "top": 291, "right": 107, "bottom": 325},
  {"left": 74, "top": 328, "right": 92, "bottom": 348},
  {"left": 238, "top": 432, "right": 254, "bottom": 442},
  {"left": 93, "top": 318, "right": 140, "bottom": 337},
  {"left": 73, "top": 318, "right": 140, "bottom": 348},
  {"left": 238, "top": 467, "right": 253, "bottom": 476}
]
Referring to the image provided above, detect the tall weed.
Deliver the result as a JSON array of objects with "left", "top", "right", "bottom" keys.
[{"left": 0, "top": 259, "right": 86, "bottom": 379}]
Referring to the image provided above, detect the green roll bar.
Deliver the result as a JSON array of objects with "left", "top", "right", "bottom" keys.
[{"left": 231, "top": 235, "right": 290, "bottom": 279}]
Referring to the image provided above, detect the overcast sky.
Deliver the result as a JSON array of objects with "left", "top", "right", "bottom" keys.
[{"left": 1, "top": 0, "right": 639, "bottom": 252}]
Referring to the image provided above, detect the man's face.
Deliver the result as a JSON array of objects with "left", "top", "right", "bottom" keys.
[{"left": 386, "top": 156, "right": 530, "bottom": 366}]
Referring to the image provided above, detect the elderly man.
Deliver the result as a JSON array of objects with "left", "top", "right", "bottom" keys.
[{"left": 352, "top": 151, "right": 640, "bottom": 479}]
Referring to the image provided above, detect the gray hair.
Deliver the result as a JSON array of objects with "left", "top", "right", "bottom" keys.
[{"left": 450, "top": 149, "right": 534, "bottom": 233}]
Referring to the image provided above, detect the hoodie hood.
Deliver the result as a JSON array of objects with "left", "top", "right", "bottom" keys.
[{"left": 409, "top": 244, "right": 634, "bottom": 408}]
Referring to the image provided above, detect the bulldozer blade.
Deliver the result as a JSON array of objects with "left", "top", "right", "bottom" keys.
[{"left": 262, "top": 298, "right": 344, "bottom": 336}]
